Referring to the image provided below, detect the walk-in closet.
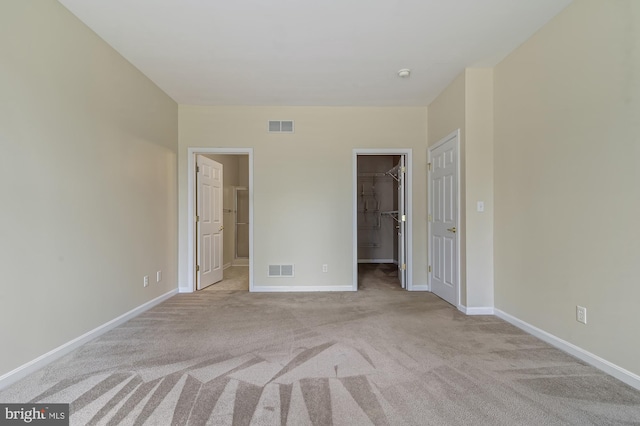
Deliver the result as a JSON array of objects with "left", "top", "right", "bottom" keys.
[{"left": 357, "top": 155, "right": 406, "bottom": 290}]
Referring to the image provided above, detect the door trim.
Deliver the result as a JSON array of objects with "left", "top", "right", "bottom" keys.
[
  {"left": 187, "top": 147, "right": 254, "bottom": 293},
  {"left": 427, "top": 130, "right": 461, "bottom": 307},
  {"left": 352, "top": 149, "right": 413, "bottom": 291}
]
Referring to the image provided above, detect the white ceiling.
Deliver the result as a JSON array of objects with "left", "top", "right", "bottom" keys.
[{"left": 57, "top": 0, "right": 572, "bottom": 106}]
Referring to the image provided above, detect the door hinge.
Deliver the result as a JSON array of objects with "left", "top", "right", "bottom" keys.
[
  {"left": 428, "top": 214, "right": 433, "bottom": 222},
  {"left": 401, "top": 214, "right": 406, "bottom": 222},
  {"left": 428, "top": 163, "right": 432, "bottom": 171},
  {"left": 196, "top": 265, "right": 200, "bottom": 272},
  {"left": 195, "top": 215, "right": 200, "bottom": 222},
  {"left": 401, "top": 263, "right": 406, "bottom": 271},
  {"left": 400, "top": 166, "right": 406, "bottom": 173},
  {"left": 196, "top": 165, "right": 200, "bottom": 173},
  {"left": 428, "top": 265, "right": 432, "bottom": 273}
]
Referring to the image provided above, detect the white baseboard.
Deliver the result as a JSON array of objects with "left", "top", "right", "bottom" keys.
[
  {"left": 223, "top": 263, "right": 232, "bottom": 270},
  {"left": 458, "top": 305, "right": 495, "bottom": 315},
  {"left": 410, "top": 285, "right": 429, "bottom": 291},
  {"left": 252, "top": 285, "right": 355, "bottom": 293},
  {"left": 232, "top": 258, "right": 249, "bottom": 266},
  {"left": 494, "top": 309, "right": 640, "bottom": 391},
  {"left": 0, "top": 289, "right": 178, "bottom": 391},
  {"left": 357, "top": 259, "right": 396, "bottom": 264}
]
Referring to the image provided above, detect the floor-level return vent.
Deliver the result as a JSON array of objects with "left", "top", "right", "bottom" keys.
[
  {"left": 268, "top": 120, "right": 294, "bottom": 133},
  {"left": 268, "top": 264, "right": 295, "bottom": 277}
]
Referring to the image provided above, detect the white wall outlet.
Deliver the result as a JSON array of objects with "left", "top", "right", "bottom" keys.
[
  {"left": 156, "top": 270, "right": 162, "bottom": 282},
  {"left": 477, "top": 201, "right": 485, "bottom": 212},
  {"left": 143, "top": 275, "right": 149, "bottom": 287},
  {"left": 576, "top": 305, "right": 587, "bottom": 324},
  {"left": 322, "top": 264, "right": 328, "bottom": 273}
]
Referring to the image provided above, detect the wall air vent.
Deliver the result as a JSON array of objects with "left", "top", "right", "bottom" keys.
[
  {"left": 268, "top": 264, "right": 295, "bottom": 277},
  {"left": 268, "top": 120, "right": 294, "bottom": 133}
]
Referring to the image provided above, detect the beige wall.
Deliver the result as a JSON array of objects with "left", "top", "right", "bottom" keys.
[
  {"left": 494, "top": 0, "right": 640, "bottom": 375},
  {"left": 428, "top": 69, "right": 494, "bottom": 308},
  {"left": 0, "top": 0, "right": 178, "bottom": 378},
  {"left": 464, "top": 69, "right": 494, "bottom": 308},
  {"left": 428, "top": 73, "right": 466, "bottom": 146},
  {"left": 179, "top": 106, "right": 428, "bottom": 290}
]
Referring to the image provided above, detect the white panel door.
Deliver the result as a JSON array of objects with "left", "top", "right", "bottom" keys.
[
  {"left": 197, "top": 155, "right": 223, "bottom": 290},
  {"left": 429, "top": 135, "right": 458, "bottom": 306},
  {"left": 398, "top": 156, "right": 407, "bottom": 289}
]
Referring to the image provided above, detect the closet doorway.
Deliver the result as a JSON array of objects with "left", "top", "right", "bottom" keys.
[{"left": 353, "top": 149, "right": 412, "bottom": 291}]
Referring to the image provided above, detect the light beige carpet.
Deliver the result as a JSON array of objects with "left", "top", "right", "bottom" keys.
[
  {"left": 2, "top": 265, "right": 640, "bottom": 425},
  {"left": 357, "top": 263, "right": 402, "bottom": 291},
  {"left": 203, "top": 266, "right": 249, "bottom": 292}
]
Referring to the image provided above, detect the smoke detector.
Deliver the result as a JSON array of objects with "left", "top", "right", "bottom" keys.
[{"left": 397, "top": 69, "right": 411, "bottom": 78}]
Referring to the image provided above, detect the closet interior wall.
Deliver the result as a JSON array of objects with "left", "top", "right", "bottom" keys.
[{"left": 357, "top": 155, "right": 400, "bottom": 263}]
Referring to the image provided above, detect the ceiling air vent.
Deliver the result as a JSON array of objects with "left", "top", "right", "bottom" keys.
[
  {"left": 268, "top": 264, "right": 295, "bottom": 277},
  {"left": 268, "top": 120, "right": 294, "bottom": 133}
]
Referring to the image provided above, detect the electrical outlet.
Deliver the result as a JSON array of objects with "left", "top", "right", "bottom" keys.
[
  {"left": 143, "top": 275, "right": 149, "bottom": 287},
  {"left": 156, "top": 270, "right": 162, "bottom": 282},
  {"left": 322, "top": 264, "right": 328, "bottom": 273},
  {"left": 576, "top": 306, "right": 587, "bottom": 324}
]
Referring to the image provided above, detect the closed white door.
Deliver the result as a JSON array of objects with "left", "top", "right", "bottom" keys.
[
  {"left": 197, "top": 155, "right": 223, "bottom": 290},
  {"left": 397, "top": 156, "right": 407, "bottom": 289},
  {"left": 429, "top": 134, "right": 458, "bottom": 306}
]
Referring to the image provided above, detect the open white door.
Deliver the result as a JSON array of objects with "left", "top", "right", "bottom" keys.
[
  {"left": 196, "top": 155, "right": 223, "bottom": 290},
  {"left": 429, "top": 133, "right": 459, "bottom": 306},
  {"left": 397, "top": 156, "right": 407, "bottom": 289}
]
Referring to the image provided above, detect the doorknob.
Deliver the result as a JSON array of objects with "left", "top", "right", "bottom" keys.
[
  {"left": 219, "top": 226, "right": 224, "bottom": 231},
  {"left": 447, "top": 227, "right": 457, "bottom": 233}
]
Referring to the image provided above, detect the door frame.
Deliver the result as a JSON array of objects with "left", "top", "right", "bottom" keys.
[
  {"left": 427, "top": 130, "right": 461, "bottom": 306},
  {"left": 187, "top": 147, "right": 254, "bottom": 292},
  {"left": 352, "top": 149, "right": 413, "bottom": 291}
]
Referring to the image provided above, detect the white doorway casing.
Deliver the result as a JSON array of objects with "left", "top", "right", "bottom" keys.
[
  {"left": 352, "top": 149, "right": 414, "bottom": 291},
  {"left": 187, "top": 148, "right": 254, "bottom": 293},
  {"left": 397, "top": 155, "right": 407, "bottom": 289},
  {"left": 428, "top": 130, "right": 461, "bottom": 306}
]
